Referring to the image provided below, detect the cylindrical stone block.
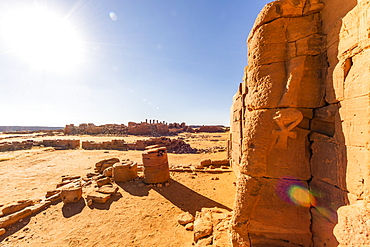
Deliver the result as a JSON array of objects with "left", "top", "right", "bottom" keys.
[
  {"left": 142, "top": 147, "right": 170, "bottom": 183},
  {"left": 112, "top": 162, "right": 138, "bottom": 182}
]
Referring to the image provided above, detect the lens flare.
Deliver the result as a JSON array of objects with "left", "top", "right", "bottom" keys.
[{"left": 275, "top": 178, "right": 316, "bottom": 207}]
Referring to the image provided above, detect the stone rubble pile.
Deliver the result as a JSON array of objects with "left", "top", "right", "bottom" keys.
[{"left": 177, "top": 207, "right": 232, "bottom": 247}]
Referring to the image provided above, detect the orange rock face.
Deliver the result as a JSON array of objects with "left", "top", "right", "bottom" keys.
[{"left": 229, "top": 0, "right": 370, "bottom": 246}]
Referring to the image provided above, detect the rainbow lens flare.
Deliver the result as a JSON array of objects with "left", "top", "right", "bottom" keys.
[{"left": 275, "top": 178, "right": 316, "bottom": 207}]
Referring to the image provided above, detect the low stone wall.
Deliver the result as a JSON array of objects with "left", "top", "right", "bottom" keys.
[
  {"left": 40, "top": 140, "right": 80, "bottom": 150},
  {"left": 82, "top": 140, "right": 129, "bottom": 151},
  {"left": 0, "top": 141, "right": 35, "bottom": 152}
]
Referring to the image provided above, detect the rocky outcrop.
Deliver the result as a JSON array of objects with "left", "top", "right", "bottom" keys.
[{"left": 229, "top": 0, "right": 370, "bottom": 246}]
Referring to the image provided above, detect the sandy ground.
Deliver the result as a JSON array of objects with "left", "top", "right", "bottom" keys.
[{"left": 0, "top": 132, "right": 236, "bottom": 247}]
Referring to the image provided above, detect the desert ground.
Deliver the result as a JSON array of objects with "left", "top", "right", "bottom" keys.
[{"left": 0, "top": 132, "right": 235, "bottom": 247}]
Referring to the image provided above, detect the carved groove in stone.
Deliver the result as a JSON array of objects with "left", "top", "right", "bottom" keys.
[{"left": 269, "top": 108, "right": 303, "bottom": 150}]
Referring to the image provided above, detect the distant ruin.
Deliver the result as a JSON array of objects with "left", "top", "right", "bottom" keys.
[
  {"left": 229, "top": 0, "right": 370, "bottom": 246},
  {"left": 64, "top": 121, "right": 225, "bottom": 136}
]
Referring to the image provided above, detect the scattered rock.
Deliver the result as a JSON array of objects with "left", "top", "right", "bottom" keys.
[
  {"left": 86, "top": 172, "right": 99, "bottom": 178},
  {"left": 194, "top": 210, "right": 213, "bottom": 242},
  {"left": 96, "top": 177, "right": 111, "bottom": 187},
  {"left": 200, "top": 159, "right": 212, "bottom": 167},
  {"left": 95, "top": 158, "right": 120, "bottom": 173},
  {"left": 195, "top": 235, "right": 213, "bottom": 247},
  {"left": 96, "top": 185, "right": 118, "bottom": 195},
  {"left": 45, "top": 190, "right": 59, "bottom": 198},
  {"left": 86, "top": 192, "right": 111, "bottom": 204},
  {"left": 211, "top": 159, "right": 229, "bottom": 166},
  {"left": 0, "top": 228, "right": 5, "bottom": 236},
  {"left": 178, "top": 212, "right": 195, "bottom": 225},
  {"left": 185, "top": 223, "right": 194, "bottom": 231},
  {"left": 2, "top": 200, "right": 34, "bottom": 216},
  {"left": 61, "top": 175, "right": 81, "bottom": 182},
  {"left": 0, "top": 208, "right": 33, "bottom": 228},
  {"left": 103, "top": 167, "right": 113, "bottom": 177}
]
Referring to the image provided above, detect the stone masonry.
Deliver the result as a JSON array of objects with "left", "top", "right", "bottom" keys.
[{"left": 229, "top": 0, "right": 370, "bottom": 246}]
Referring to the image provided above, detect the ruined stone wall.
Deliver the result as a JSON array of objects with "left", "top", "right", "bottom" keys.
[
  {"left": 81, "top": 140, "right": 129, "bottom": 151},
  {"left": 40, "top": 140, "right": 80, "bottom": 150},
  {"left": 0, "top": 140, "right": 34, "bottom": 152},
  {"left": 197, "top": 126, "right": 225, "bottom": 133},
  {"left": 229, "top": 0, "right": 370, "bottom": 246}
]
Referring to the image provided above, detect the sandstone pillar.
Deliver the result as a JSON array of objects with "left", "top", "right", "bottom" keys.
[{"left": 230, "top": 0, "right": 325, "bottom": 246}]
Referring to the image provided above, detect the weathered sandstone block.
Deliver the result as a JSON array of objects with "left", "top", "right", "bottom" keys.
[
  {"left": 60, "top": 187, "right": 83, "bottom": 204},
  {"left": 178, "top": 212, "right": 195, "bottom": 225},
  {"left": 96, "top": 185, "right": 118, "bottom": 195},
  {"left": 0, "top": 208, "right": 32, "bottom": 228},
  {"left": 194, "top": 210, "right": 213, "bottom": 242},
  {"left": 95, "top": 158, "right": 120, "bottom": 173},
  {"left": 96, "top": 177, "right": 111, "bottom": 187},
  {"left": 86, "top": 192, "right": 111, "bottom": 204},
  {"left": 142, "top": 147, "right": 170, "bottom": 184},
  {"left": 232, "top": 175, "right": 312, "bottom": 246},
  {"left": 200, "top": 159, "right": 212, "bottom": 167},
  {"left": 103, "top": 166, "right": 113, "bottom": 177},
  {"left": 112, "top": 162, "right": 138, "bottom": 182},
  {"left": 241, "top": 108, "right": 311, "bottom": 180},
  {"left": 311, "top": 207, "right": 339, "bottom": 247},
  {"left": 310, "top": 133, "right": 346, "bottom": 189},
  {"left": 2, "top": 200, "right": 34, "bottom": 216},
  {"left": 334, "top": 201, "right": 370, "bottom": 246}
]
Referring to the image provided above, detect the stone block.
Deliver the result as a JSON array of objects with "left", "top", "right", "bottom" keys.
[
  {"left": 232, "top": 175, "right": 312, "bottom": 246},
  {"left": 240, "top": 109, "right": 311, "bottom": 180},
  {"left": 86, "top": 192, "right": 111, "bottom": 204},
  {"left": 211, "top": 159, "right": 229, "bottom": 166},
  {"left": 200, "top": 159, "right": 212, "bottom": 167},
  {"left": 245, "top": 62, "right": 287, "bottom": 110},
  {"left": 334, "top": 201, "right": 370, "bottom": 246},
  {"left": 2, "top": 200, "right": 34, "bottom": 216},
  {"left": 311, "top": 207, "right": 339, "bottom": 247},
  {"left": 95, "top": 158, "right": 120, "bottom": 173},
  {"left": 342, "top": 49, "right": 370, "bottom": 99},
  {"left": 346, "top": 146, "right": 369, "bottom": 202},
  {"left": 310, "top": 178, "right": 348, "bottom": 223},
  {"left": 194, "top": 210, "right": 213, "bottom": 242},
  {"left": 60, "top": 187, "right": 83, "bottom": 204},
  {"left": 338, "top": 95, "right": 370, "bottom": 147},
  {"left": 250, "top": 0, "right": 307, "bottom": 37},
  {"left": 103, "top": 166, "right": 113, "bottom": 177},
  {"left": 286, "top": 14, "right": 321, "bottom": 42},
  {"left": 96, "top": 177, "right": 111, "bottom": 187},
  {"left": 0, "top": 208, "right": 32, "bottom": 228},
  {"left": 96, "top": 185, "right": 118, "bottom": 195},
  {"left": 310, "top": 135, "right": 346, "bottom": 190},
  {"left": 178, "top": 212, "right": 195, "bottom": 225},
  {"left": 278, "top": 55, "right": 325, "bottom": 108},
  {"left": 112, "top": 162, "right": 138, "bottom": 182}
]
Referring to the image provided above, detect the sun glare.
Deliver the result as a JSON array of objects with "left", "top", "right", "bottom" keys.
[{"left": 1, "top": 7, "right": 84, "bottom": 73}]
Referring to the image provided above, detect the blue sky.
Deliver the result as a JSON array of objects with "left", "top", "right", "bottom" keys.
[{"left": 0, "top": 0, "right": 271, "bottom": 127}]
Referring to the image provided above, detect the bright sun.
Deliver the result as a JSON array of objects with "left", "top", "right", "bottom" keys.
[{"left": 1, "top": 7, "right": 84, "bottom": 73}]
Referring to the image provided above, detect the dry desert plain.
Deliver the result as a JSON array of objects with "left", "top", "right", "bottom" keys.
[{"left": 0, "top": 132, "right": 235, "bottom": 247}]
